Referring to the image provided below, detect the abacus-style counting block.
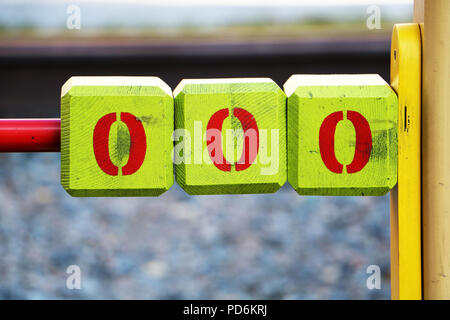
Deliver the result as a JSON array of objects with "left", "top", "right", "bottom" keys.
[
  {"left": 174, "top": 78, "right": 286, "bottom": 195},
  {"left": 284, "top": 74, "right": 398, "bottom": 196},
  {"left": 61, "top": 77, "right": 174, "bottom": 196}
]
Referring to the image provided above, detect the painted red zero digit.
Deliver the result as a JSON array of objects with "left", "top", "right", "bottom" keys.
[
  {"left": 319, "top": 110, "right": 372, "bottom": 174},
  {"left": 120, "top": 112, "right": 147, "bottom": 175},
  {"left": 93, "top": 113, "right": 118, "bottom": 176},
  {"left": 93, "top": 112, "right": 147, "bottom": 176},
  {"left": 206, "top": 108, "right": 259, "bottom": 172}
]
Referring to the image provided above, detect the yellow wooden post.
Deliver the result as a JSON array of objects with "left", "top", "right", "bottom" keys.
[
  {"left": 389, "top": 23, "right": 422, "bottom": 300},
  {"left": 420, "top": 0, "right": 450, "bottom": 300}
]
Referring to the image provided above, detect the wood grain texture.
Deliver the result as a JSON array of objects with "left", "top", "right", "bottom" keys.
[
  {"left": 284, "top": 74, "right": 397, "bottom": 196},
  {"left": 414, "top": 0, "right": 425, "bottom": 25},
  {"left": 61, "top": 76, "right": 174, "bottom": 197},
  {"left": 174, "top": 78, "right": 286, "bottom": 195},
  {"left": 421, "top": 0, "right": 450, "bottom": 300},
  {"left": 390, "top": 23, "right": 422, "bottom": 300}
]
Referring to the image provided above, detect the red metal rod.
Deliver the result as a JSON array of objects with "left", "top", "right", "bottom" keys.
[{"left": 0, "top": 119, "right": 61, "bottom": 152}]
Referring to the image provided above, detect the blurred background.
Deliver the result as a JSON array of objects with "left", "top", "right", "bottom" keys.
[{"left": 0, "top": 0, "right": 412, "bottom": 299}]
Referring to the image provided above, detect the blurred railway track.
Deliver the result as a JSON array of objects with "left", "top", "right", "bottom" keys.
[{"left": 0, "top": 38, "right": 390, "bottom": 118}]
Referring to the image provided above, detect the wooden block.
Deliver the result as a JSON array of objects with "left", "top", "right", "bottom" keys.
[
  {"left": 284, "top": 74, "right": 397, "bottom": 196},
  {"left": 174, "top": 78, "right": 286, "bottom": 195},
  {"left": 61, "top": 76, "right": 174, "bottom": 196}
]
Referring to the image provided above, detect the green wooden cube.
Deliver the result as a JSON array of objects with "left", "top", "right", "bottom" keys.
[
  {"left": 174, "top": 78, "right": 286, "bottom": 195},
  {"left": 61, "top": 76, "right": 174, "bottom": 197},
  {"left": 284, "top": 74, "right": 397, "bottom": 196}
]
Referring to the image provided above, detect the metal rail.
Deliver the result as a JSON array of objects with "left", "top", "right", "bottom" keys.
[{"left": 0, "top": 119, "right": 60, "bottom": 152}]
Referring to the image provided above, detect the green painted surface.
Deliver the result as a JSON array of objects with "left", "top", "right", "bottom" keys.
[
  {"left": 61, "top": 77, "right": 174, "bottom": 197},
  {"left": 174, "top": 79, "right": 286, "bottom": 195},
  {"left": 285, "top": 75, "right": 398, "bottom": 196}
]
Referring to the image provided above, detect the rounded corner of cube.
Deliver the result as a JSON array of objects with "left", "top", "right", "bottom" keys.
[
  {"left": 174, "top": 90, "right": 187, "bottom": 102},
  {"left": 286, "top": 90, "right": 303, "bottom": 103},
  {"left": 156, "top": 85, "right": 174, "bottom": 100},
  {"left": 274, "top": 86, "right": 287, "bottom": 98},
  {"left": 287, "top": 179, "right": 300, "bottom": 194},
  {"left": 383, "top": 85, "right": 399, "bottom": 101},
  {"left": 162, "top": 180, "right": 174, "bottom": 194},
  {"left": 385, "top": 177, "right": 398, "bottom": 194},
  {"left": 62, "top": 187, "right": 83, "bottom": 197},
  {"left": 273, "top": 180, "right": 286, "bottom": 193},
  {"left": 292, "top": 187, "right": 309, "bottom": 196}
]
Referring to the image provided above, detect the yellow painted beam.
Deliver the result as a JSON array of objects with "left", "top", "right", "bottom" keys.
[{"left": 390, "top": 23, "right": 422, "bottom": 300}]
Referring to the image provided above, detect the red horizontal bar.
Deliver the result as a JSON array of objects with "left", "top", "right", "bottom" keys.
[{"left": 0, "top": 119, "right": 61, "bottom": 152}]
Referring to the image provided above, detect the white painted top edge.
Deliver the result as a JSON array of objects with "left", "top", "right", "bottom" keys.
[
  {"left": 173, "top": 78, "right": 274, "bottom": 97},
  {"left": 283, "top": 74, "right": 387, "bottom": 97},
  {"left": 61, "top": 76, "right": 172, "bottom": 97}
]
